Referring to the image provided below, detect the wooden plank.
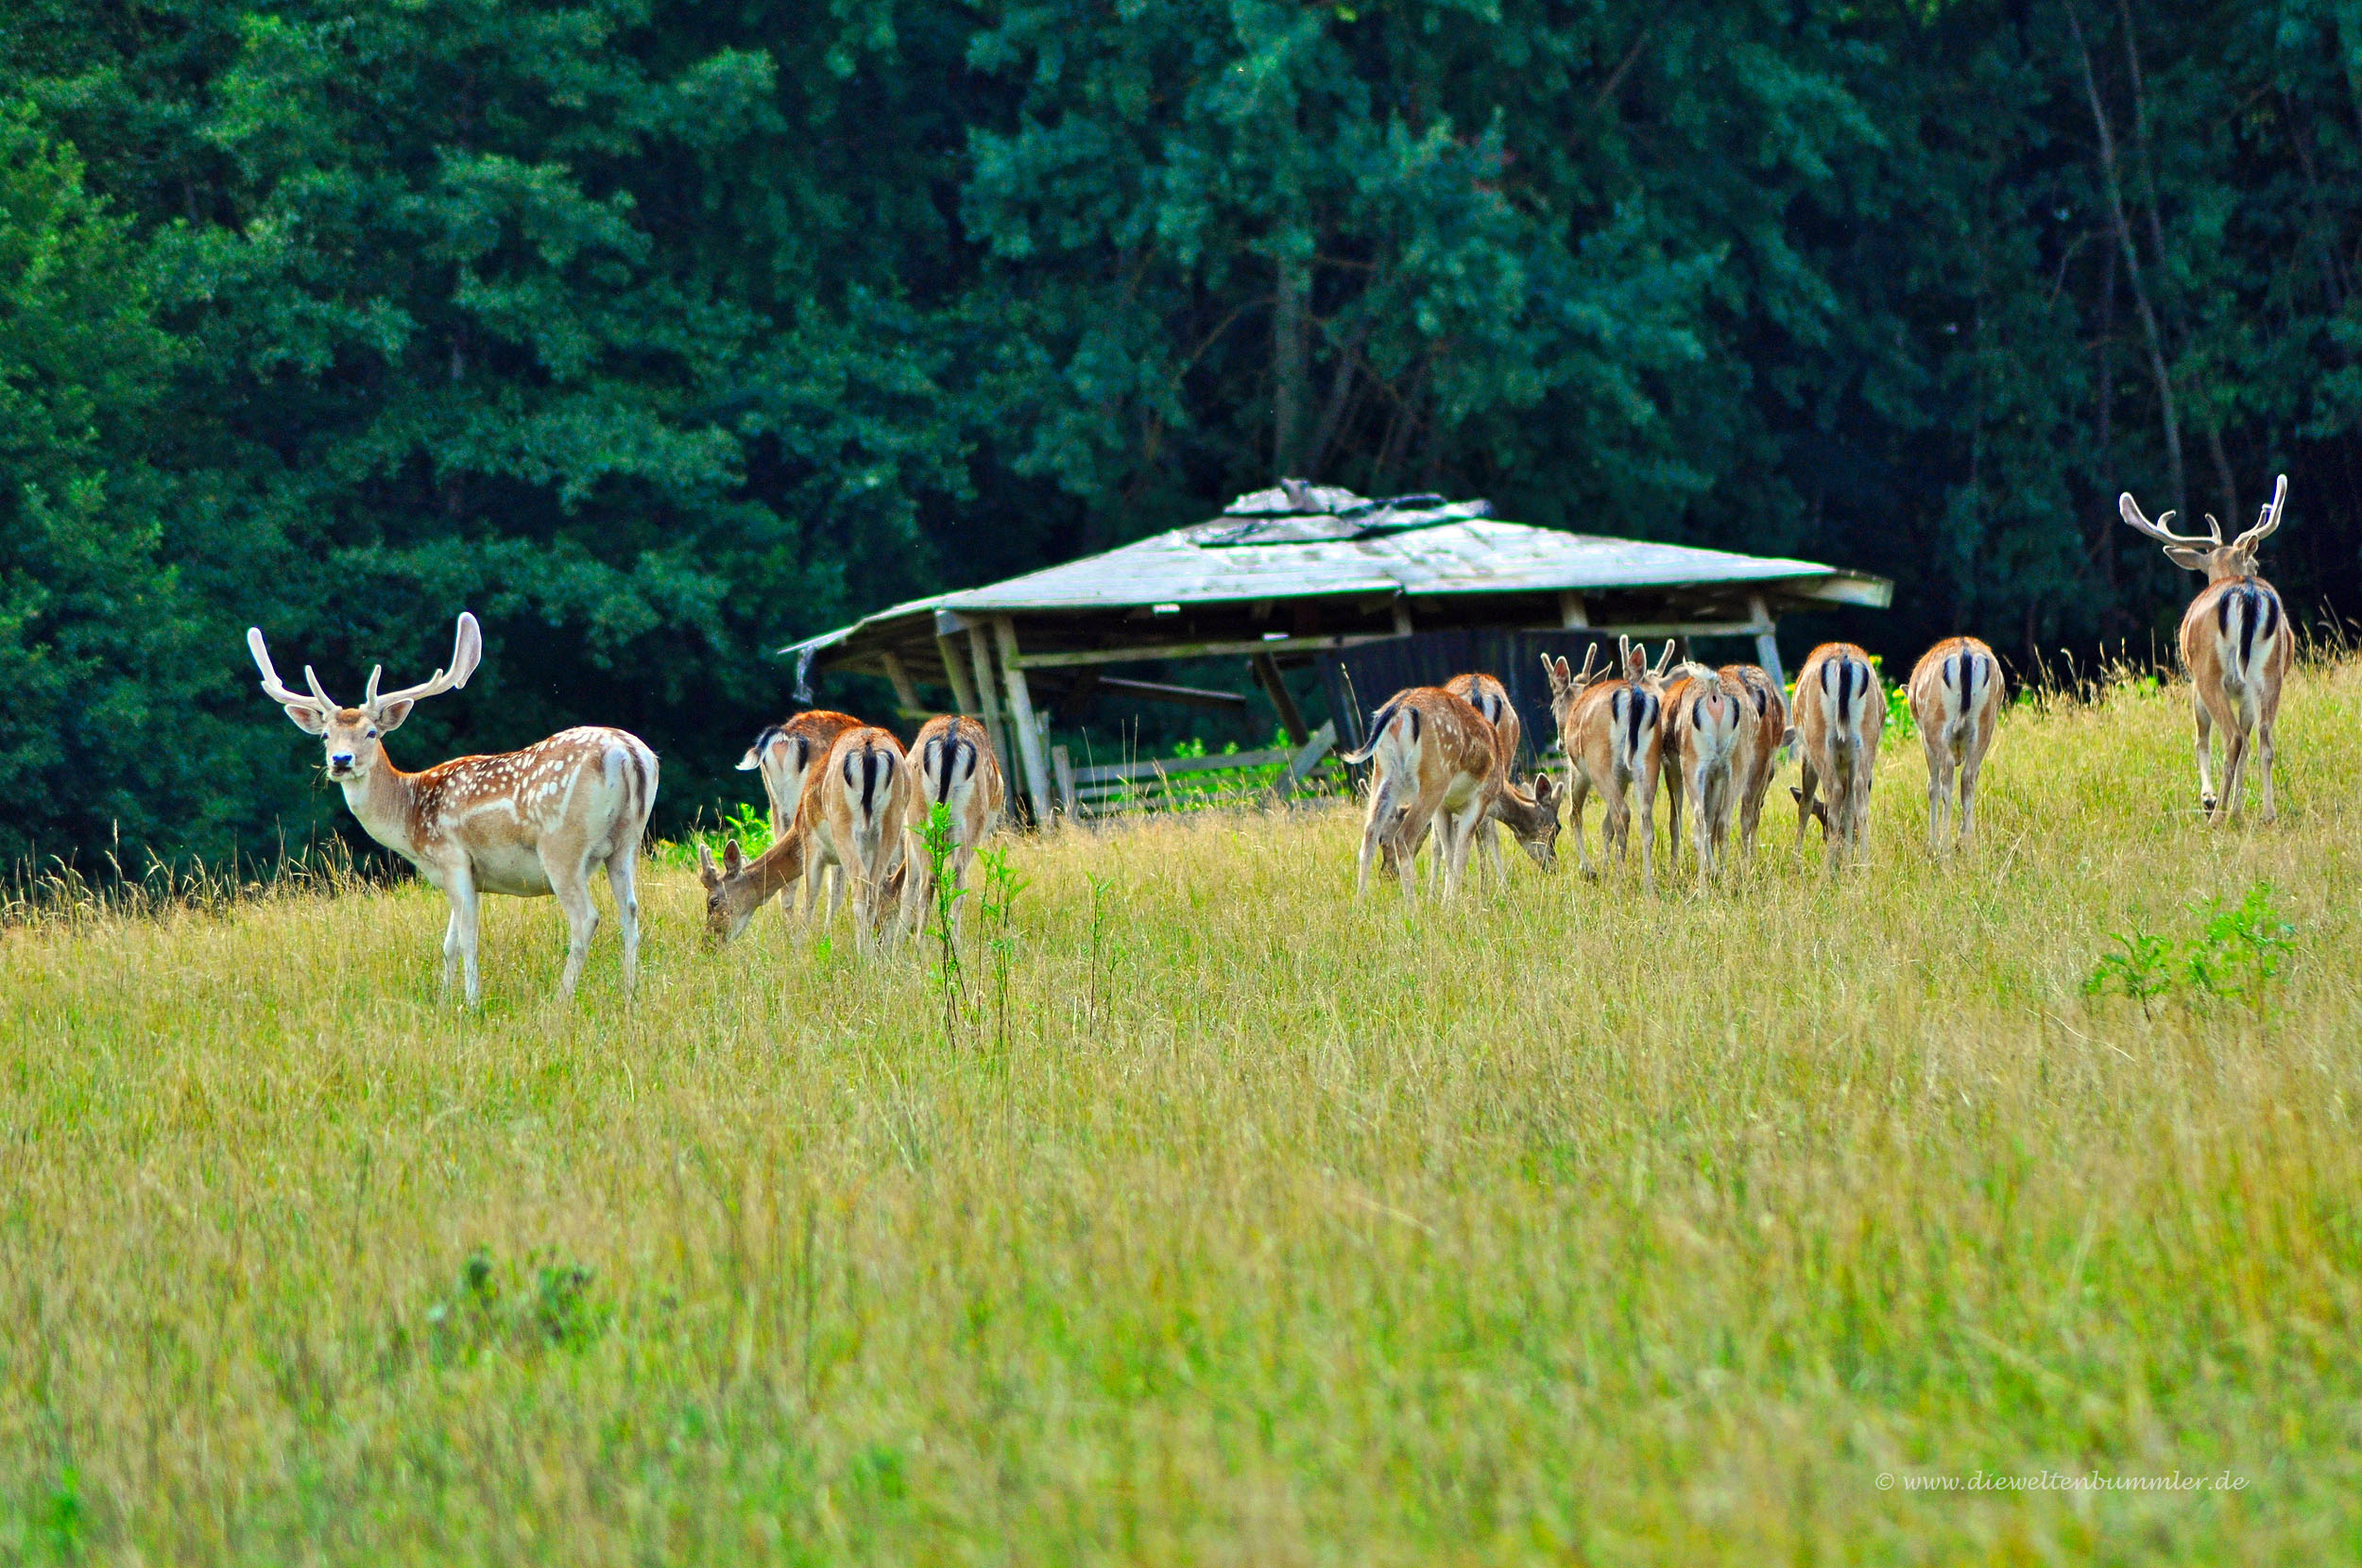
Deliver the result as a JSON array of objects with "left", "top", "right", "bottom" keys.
[
  {"left": 1093, "top": 675, "right": 1250, "bottom": 711},
  {"left": 967, "top": 626, "right": 1017, "bottom": 801},
  {"left": 1071, "top": 746, "right": 1296, "bottom": 785},
  {"left": 1281, "top": 720, "right": 1338, "bottom": 793},
  {"left": 880, "top": 652, "right": 923, "bottom": 715},
  {"left": 1250, "top": 653, "right": 1309, "bottom": 745}
]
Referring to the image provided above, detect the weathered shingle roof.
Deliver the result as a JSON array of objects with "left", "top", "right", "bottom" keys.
[{"left": 781, "top": 486, "right": 1890, "bottom": 679}]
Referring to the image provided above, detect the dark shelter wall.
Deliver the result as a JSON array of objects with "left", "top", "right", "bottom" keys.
[{"left": 4, "top": 0, "right": 2358, "bottom": 868}]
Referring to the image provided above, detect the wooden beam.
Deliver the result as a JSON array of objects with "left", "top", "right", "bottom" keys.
[
  {"left": 992, "top": 617, "right": 1055, "bottom": 826},
  {"left": 1250, "top": 653, "right": 1309, "bottom": 745},
  {"left": 1052, "top": 744, "right": 1077, "bottom": 818},
  {"left": 1090, "top": 675, "right": 1248, "bottom": 712},
  {"left": 1010, "top": 632, "right": 1395, "bottom": 670},
  {"left": 1280, "top": 720, "right": 1338, "bottom": 793},
  {"left": 935, "top": 633, "right": 980, "bottom": 715}
]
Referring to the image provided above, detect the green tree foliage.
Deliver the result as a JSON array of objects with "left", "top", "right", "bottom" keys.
[{"left": 2, "top": 0, "right": 2359, "bottom": 865}]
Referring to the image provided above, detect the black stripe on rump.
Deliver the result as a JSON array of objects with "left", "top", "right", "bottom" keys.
[{"left": 2238, "top": 587, "right": 2261, "bottom": 670}]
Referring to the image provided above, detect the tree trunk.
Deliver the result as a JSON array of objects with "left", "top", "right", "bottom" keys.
[{"left": 1272, "top": 249, "right": 1310, "bottom": 479}]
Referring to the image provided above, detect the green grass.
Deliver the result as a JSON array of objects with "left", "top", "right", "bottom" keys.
[{"left": 5, "top": 661, "right": 2362, "bottom": 1563}]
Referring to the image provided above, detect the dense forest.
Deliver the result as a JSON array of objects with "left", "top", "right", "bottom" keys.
[{"left": 4, "top": 0, "right": 2358, "bottom": 866}]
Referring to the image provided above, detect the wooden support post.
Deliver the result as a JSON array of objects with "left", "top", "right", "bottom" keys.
[
  {"left": 934, "top": 634, "right": 980, "bottom": 715},
  {"left": 880, "top": 652, "right": 925, "bottom": 721},
  {"left": 1557, "top": 590, "right": 1590, "bottom": 630},
  {"left": 1249, "top": 653, "right": 1310, "bottom": 745},
  {"left": 992, "top": 617, "right": 1055, "bottom": 827},
  {"left": 1392, "top": 600, "right": 1414, "bottom": 638},
  {"left": 1748, "top": 595, "right": 1786, "bottom": 690},
  {"left": 1052, "top": 745, "right": 1077, "bottom": 819},
  {"left": 967, "top": 627, "right": 1016, "bottom": 795}
]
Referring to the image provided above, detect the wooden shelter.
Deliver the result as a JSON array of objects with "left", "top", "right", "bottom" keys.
[{"left": 782, "top": 483, "right": 1892, "bottom": 823}]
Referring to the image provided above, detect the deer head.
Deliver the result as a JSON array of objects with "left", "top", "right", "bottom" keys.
[
  {"left": 2119, "top": 474, "right": 2287, "bottom": 583},
  {"left": 248, "top": 613, "right": 482, "bottom": 783},
  {"left": 1496, "top": 771, "right": 1562, "bottom": 870},
  {"left": 1539, "top": 646, "right": 1602, "bottom": 728},
  {"left": 695, "top": 839, "right": 762, "bottom": 943}
]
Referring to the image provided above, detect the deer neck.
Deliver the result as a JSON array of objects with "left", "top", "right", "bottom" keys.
[
  {"left": 339, "top": 760, "right": 428, "bottom": 863},
  {"left": 732, "top": 830, "right": 809, "bottom": 909}
]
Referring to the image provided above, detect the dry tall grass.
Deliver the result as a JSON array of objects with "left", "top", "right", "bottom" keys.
[{"left": 4, "top": 662, "right": 2360, "bottom": 1563}]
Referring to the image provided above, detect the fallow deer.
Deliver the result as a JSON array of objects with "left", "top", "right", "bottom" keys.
[
  {"left": 2118, "top": 474, "right": 2293, "bottom": 823},
  {"left": 1722, "top": 663, "right": 1789, "bottom": 855},
  {"left": 248, "top": 613, "right": 657, "bottom": 1004},
  {"left": 1906, "top": 636, "right": 2002, "bottom": 851},
  {"left": 1344, "top": 687, "right": 1558, "bottom": 900},
  {"left": 699, "top": 724, "right": 916, "bottom": 951},
  {"left": 1790, "top": 641, "right": 1883, "bottom": 867},
  {"left": 1658, "top": 662, "right": 1748, "bottom": 879},
  {"left": 896, "top": 714, "right": 1005, "bottom": 942},
  {"left": 1541, "top": 638, "right": 1674, "bottom": 891},
  {"left": 1428, "top": 671, "right": 1530, "bottom": 888},
  {"left": 736, "top": 708, "right": 861, "bottom": 921}
]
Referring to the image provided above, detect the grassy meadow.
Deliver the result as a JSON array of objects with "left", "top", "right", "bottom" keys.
[{"left": 6, "top": 660, "right": 2362, "bottom": 1564}]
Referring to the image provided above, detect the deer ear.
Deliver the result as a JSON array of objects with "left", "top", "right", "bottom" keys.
[
  {"left": 374, "top": 698, "right": 417, "bottom": 734},
  {"left": 695, "top": 842, "right": 721, "bottom": 887},
  {"left": 283, "top": 703, "right": 330, "bottom": 735},
  {"left": 723, "top": 839, "right": 746, "bottom": 877},
  {"left": 2165, "top": 546, "right": 2212, "bottom": 573}
]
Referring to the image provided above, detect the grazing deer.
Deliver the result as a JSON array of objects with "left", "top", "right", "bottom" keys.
[
  {"left": 1659, "top": 663, "right": 1748, "bottom": 878},
  {"left": 1541, "top": 638, "right": 1674, "bottom": 891},
  {"left": 248, "top": 613, "right": 657, "bottom": 1004},
  {"left": 1790, "top": 641, "right": 1883, "bottom": 867},
  {"left": 2118, "top": 474, "right": 2293, "bottom": 823},
  {"left": 896, "top": 714, "right": 1005, "bottom": 942},
  {"left": 1907, "top": 636, "right": 2002, "bottom": 851},
  {"left": 701, "top": 724, "right": 914, "bottom": 951},
  {"left": 1721, "top": 663, "right": 1789, "bottom": 855},
  {"left": 736, "top": 709, "right": 861, "bottom": 921},
  {"left": 1428, "top": 672, "right": 1530, "bottom": 888},
  {"left": 1344, "top": 687, "right": 1558, "bottom": 900}
]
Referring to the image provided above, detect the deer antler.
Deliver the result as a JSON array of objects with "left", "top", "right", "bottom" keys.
[
  {"left": 2117, "top": 490, "right": 2219, "bottom": 547},
  {"left": 366, "top": 613, "right": 483, "bottom": 714},
  {"left": 1573, "top": 644, "right": 1600, "bottom": 687},
  {"left": 2233, "top": 473, "right": 2288, "bottom": 550},
  {"left": 1652, "top": 640, "right": 1678, "bottom": 676},
  {"left": 248, "top": 627, "right": 336, "bottom": 716}
]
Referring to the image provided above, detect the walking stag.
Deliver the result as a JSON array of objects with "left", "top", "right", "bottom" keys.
[
  {"left": 1906, "top": 637, "right": 2001, "bottom": 851},
  {"left": 248, "top": 612, "right": 658, "bottom": 1003},
  {"left": 2118, "top": 474, "right": 2293, "bottom": 822}
]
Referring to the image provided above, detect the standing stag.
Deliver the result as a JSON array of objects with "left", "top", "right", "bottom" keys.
[
  {"left": 1790, "top": 642, "right": 1883, "bottom": 868},
  {"left": 737, "top": 708, "right": 861, "bottom": 921},
  {"left": 1542, "top": 638, "right": 1674, "bottom": 891},
  {"left": 248, "top": 613, "right": 657, "bottom": 1003},
  {"left": 1907, "top": 637, "right": 2001, "bottom": 851},
  {"left": 2118, "top": 474, "right": 2293, "bottom": 822},
  {"left": 1346, "top": 686, "right": 1558, "bottom": 900}
]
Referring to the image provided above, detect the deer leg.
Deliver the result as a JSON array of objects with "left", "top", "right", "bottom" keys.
[
  {"left": 1634, "top": 771, "right": 1658, "bottom": 895},
  {"left": 1925, "top": 746, "right": 1952, "bottom": 855},
  {"left": 440, "top": 911, "right": 461, "bottom": 1002},
  {"left": 1958, "top": 751, "right": 1983, "bottom": 851},
  {"left": 1794, "top": 758, "right": 1821, "bottom": 854},
  {"left": 550, "top": 859, "right": 600, "bottom": 999},
  {"left": 1355, "top": 779, "right": 1394, "bottom": 898},
  {"left": 2217, "top": 724, "right": 2251, "bottom": 826},
  {"left": 2192, "top": 698, "right": 2217, "bottom": 817},
  {"left": 1478, "top": 815, "right": 1506, "bottom": 889},
  {"left": 1664, "top": 767, "right": 1684, "bottom": 878},
  {"left": 1566, "top": 773, "right": 1596, "bottom": 878},
  {"left": 445, "top": 867, "right": 483, "bottom": 1008},
  {"left": 2256, "top": 715, "right": 2278, "bottom": 824},
  {"left": 1394, "top": 808, "right": 1425, "bottom": 902},
  {"left": 605, "top": 851, "right": 641, "bottom": 995}
]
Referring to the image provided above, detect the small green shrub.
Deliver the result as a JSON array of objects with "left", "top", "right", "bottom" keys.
[{"left": 2085, "top": 882, "right": 2297, "bottom": 1019}]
